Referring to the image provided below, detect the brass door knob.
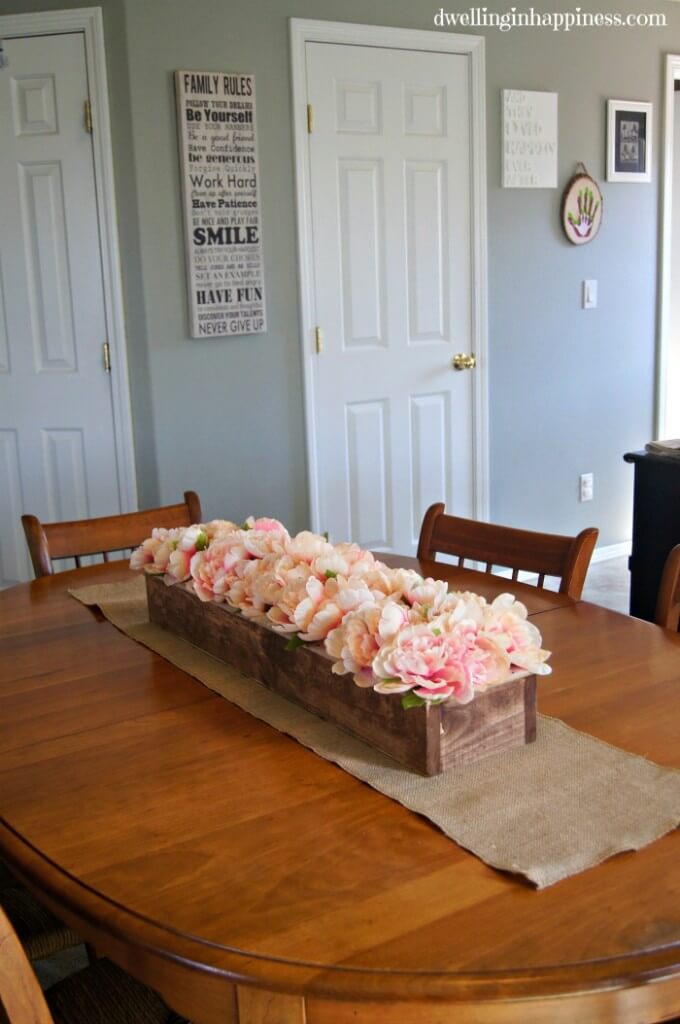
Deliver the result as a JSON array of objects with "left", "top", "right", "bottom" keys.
[{"left": 452, "top": 353, "right": 476, "bottom": 371}]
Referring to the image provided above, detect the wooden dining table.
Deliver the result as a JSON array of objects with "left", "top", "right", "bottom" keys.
[{"left": 1, "top": 557, "right": 679, "bottom": 1024}]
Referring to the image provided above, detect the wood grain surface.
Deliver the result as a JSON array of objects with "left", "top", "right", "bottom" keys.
[{"left": 1, "top": 560, "right": 679, "bottom": 1024}]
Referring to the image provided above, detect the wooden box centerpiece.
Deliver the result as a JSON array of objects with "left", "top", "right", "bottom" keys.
[{"left": 146, "top": 574, "right": 537, "bottom": 776}]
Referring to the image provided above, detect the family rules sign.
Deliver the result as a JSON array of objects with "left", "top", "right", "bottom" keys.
[{"left": 175, "top": 70, "right": 266, "bottom": 338}]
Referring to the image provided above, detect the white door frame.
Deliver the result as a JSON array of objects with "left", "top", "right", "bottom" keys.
[
  {"left": 289, "top": 18, "right": 489, "bottom": 532},
  {"left": 657, "top": 53, "right": 680, "bottom": 440},
  {"left": 0, "top": 6, "right": 137, "bottom": 512}
]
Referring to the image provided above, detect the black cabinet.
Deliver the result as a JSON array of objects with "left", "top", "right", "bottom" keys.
[{"left": 624, "top": 451, "right": 680, "bottom": 622}]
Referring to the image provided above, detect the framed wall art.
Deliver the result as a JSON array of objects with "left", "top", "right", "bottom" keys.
[
  {"left": 607, "top": 100, "right": 652, "bottom": 183},
  {"left": 502, "top": 89, "right": 558, "bottom": 188},
  {"left": 175, "top": 70, "right": 267, "bottom": 338},
  {"left": 561, "top": 165, "right": 603, "bottom": 245}
]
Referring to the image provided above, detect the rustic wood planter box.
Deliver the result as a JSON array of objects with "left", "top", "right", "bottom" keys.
[{"left": 146, "top": 574, "right": 537, "bottom": 776}]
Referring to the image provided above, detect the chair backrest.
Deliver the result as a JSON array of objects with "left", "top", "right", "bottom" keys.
[
  {"left": 0, "top": 904, "right": 54, "bottom": 1023},
  {"left": 417, "top": 503, "right": 598, "bottom": 600},
  {"left": 655, "top": 544, "right": 680, "bottom": 631},
  {"left": 22, "top": 491, "right": 202, "bottom": 579}
]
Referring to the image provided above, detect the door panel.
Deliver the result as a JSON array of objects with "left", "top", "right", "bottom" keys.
[
  {"left": 0, "top": 261, "right": 9, "bottom": 371},
  {"left": 0, "top": 431, "right": 26, "bottom": 584},
  {"left": 20, "top": 161, "right": 78, "bottom": 371},
  {"left": 405, "top": 161, "right": 448, "bottom": 342},
  {"left": 346, "top": 399, "right": 391, "bottom": 548},
  {"left": 338, "top": 160, "right": 385, "bottom": 347},
  {"left": 306, "top": 42, "right": 474, "bottom": 553},
  {"left": 410, "top": 392, "right": 451, "bottom": 545},
  {"left": 0, "top": 31, "right": 121, "bottom": 585}
]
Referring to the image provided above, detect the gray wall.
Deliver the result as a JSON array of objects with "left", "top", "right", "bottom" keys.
[{"left": 3, "top": 0, "right": 678, "bottom": 544}]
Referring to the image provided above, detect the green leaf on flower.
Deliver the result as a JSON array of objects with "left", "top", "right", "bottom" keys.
[
  {"left": 195, "top": 531, "right": 209, "bottom": 551},
  {"left": 432, "top": 627, "right": 441, "bottom": 636},
  {"left": 322, "top": 531, "right": 330, "bottom": 542},
  {"left": 171, "top": 540, "right": 179, "bottom": 550},
  {"left": 242, "top": 520, "right": 252, "bottom": 531},
  {"left": 401, "top": 692, "right": 427, "bottom": 710},
  {"left": 285, "top": 635, "right": 305, "bottom": 651},
  {"left": 381, "top": 676, "right": 402, "bottom": 683},
  {"left": 421, "top": 605, "right": 430, "bottom": 618},
  {"left": 324, "top": 569, "right": 338, "bottom": 579}
]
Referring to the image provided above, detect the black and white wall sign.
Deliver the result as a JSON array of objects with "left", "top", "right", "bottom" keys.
[{"left": 175, "top": 70, "right": 266, "bottom": 338}]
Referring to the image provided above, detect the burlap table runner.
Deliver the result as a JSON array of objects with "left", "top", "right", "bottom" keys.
[{"left": 71, "top": 577, "right": 680, "bottom": 888}]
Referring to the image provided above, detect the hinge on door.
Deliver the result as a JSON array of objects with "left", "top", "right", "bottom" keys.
[
  {"left": 0, "top": 41, "right": 8, "bottom": 70},
  {"left": 307, "top": 104, "right": 314, "bottom": 134},
  {"left": 84, "top": 99, "right": 93, "bottom": 134},
  {"left": 315, "top": 326, "right": 323, "bottom": 354},
  {"left": 102, "top": 341, "right": 111, "bottom": 373}
]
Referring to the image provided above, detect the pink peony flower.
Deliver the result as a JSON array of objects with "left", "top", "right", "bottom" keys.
[
  {"left": 331, "top": 542, "right": 380, "bottom": 578},
  {"left": 204, "top": 519, "right": 239, "bottom": 540},
  {"left": 352, "top": 567, "right": 402, "bottom": 598},
  {"left": 245, "top": 516, "right": 288, "bottom": 534},
  {"left": 166, "top": 547, "right": 193, "bottom": 582},
  {"left": 466, "top": 635, "right": 512, "bottom": 691},
  {"left": 243, "top": 527, "right": 289, "bottom": 559},
  {"left": 243, "top": 553, "right": 288, "bottom": 610},
  {"left": 311, "top": 549, "right": 356, "bottom": 579},
  {"left": 286, "top": 530, "right": 334, "bottom": 564},
  {"left": 225, "top": 572, "right": 269, "bottom": 622},
  {"left": 159, "top": 524, "right": 211, "bottom": 582},
  {"left": 372, "top": 619, "right": 480, "bottom": 703},
  {"left": 325, "top": 598, "right": 410, "bottom": 685},
  {"left": 129, "top": 527, "right": 183, "bottom": 572},
  {"left": 402, "top": 576, "right": 450, "bottom": 615},
  {"left": 293, "top": 575, "right": 377, "bottom": 642},
  {"left": 190, "top": 534, "right": 251, "bottom": 602},
  {"left": 129, "top": 529, "right": 167, "bottom": 571},
  {"left": 266, "top": 562, "right": 315, "bottom": 633},
  {"left": 151, "top": 530, "right": 185, "bottom": 573},
  {"left": 481, "top": 594, "right": 552, "bottom": 676}
]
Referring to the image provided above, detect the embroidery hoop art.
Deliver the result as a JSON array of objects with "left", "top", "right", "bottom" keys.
[{"left": 561, "top": 164, "right": 603, "bottom": 246}]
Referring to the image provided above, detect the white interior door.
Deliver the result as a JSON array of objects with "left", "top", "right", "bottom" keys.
[
  {"left": 305, "top": 40, "right": 479, "bottom": 553},
  {"left": 0, "top": 31, "right": 122, "bottom": 585}
]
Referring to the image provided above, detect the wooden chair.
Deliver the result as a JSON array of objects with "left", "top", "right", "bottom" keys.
[
  {"left": 14, "top": 494, "right": 202, "bottom": 957},
  {"left": 3, "top": 851, "right": 85, "bottom": 967},
  {"left": 22, "top": 492, "right": 202, "bottom": 579},
  {"left": 1, "top": 883, "right": 83, "bottom": 963},
  {"left": 0, "top": 902, "right": 53, "bottom": 1023},
  {"left": 0, "top": 903, "right": 188, "bottom": 1024},
  {"left": 655, "top": 544, "right": 680, "bottom": 631},
  {"left": 417, "top": 503, "right": 599, "bottom": 600}
]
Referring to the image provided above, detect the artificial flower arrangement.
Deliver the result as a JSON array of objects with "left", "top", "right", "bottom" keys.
[{"left": 130, "top": 516, "right": 551, "bottom": 711}]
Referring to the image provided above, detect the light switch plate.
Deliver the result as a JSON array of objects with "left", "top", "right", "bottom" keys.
[
  {"left": 582, "top": 279, "right": 598, "bottom": 309},
  {"left": 580, "top": 473, "right": 594, "bottom": 502}
]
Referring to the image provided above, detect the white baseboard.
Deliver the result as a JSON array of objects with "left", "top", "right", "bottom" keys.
[{"left": 590, "top": 541, "right": 631, "bottom": 564}]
